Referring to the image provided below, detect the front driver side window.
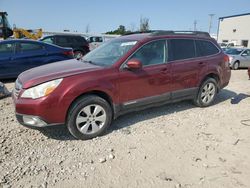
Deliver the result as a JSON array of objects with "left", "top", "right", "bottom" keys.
[
  {"left": 129, "top": 40, "right": 167, "bottom": 66},
  {"left": 243, "top": 49, "right": 250, "bottom": 56}
]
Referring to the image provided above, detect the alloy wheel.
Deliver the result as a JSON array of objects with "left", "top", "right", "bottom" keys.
[
  {"left": 201, "top": 83, "right": 216, "bottom": 104},
  {"left": 76, "top": 104, "right": 107, "bottom": 135}
]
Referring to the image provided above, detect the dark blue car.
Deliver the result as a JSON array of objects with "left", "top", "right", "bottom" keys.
[{"left": 0, "top": 39, "right": 74, "bottom": 79}]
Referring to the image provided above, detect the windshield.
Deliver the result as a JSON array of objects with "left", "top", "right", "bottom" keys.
[
  {"left": 82, "top": 40, "right": 138, "bottom": 66},
  {"left": 225, "top": 48, "right": 243, "bottom": 55}
]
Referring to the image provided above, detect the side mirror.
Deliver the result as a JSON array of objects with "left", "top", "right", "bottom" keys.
[
  {"left": 126, "top": 59, "right": 142, "bottom": 70},
  {"left": 242, "top": 53, "right": 248, "bottom": 56}
]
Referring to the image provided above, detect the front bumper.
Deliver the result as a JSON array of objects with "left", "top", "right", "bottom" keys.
[{"left": 16, "top": 113, "right": 61, "bottom": 128}]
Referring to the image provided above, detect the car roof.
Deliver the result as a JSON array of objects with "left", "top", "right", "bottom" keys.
[
  {"left": 115, "top": 31, "right": 212, "bottom": 43},
  {"left": 0, "top": 39, "right": 45, "bottom": 44},
  {"left": 0, "top": 39, "right": 67, "bottom": 49}
]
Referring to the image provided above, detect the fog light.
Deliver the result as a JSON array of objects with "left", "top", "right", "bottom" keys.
[{"left": 23, "top": 116, "right": 47, "bottom": 127}]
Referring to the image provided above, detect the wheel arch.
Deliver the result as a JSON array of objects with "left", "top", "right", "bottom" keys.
[
  {"left": 233, "top": 60, "right": 240, "bottom": 69},
  {"left": 66, "top": 90, "right": 114, "bottom": 122},
  {"left": 199, "top": 73, "right": 220, "bottom": 91}
]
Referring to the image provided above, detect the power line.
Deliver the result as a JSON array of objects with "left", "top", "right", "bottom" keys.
[
  {"left": 194, "top": 20, "right": 197, "bottom": 31},
  {"left": 208, "top": 14, "right": 215, "bottom": 34}
]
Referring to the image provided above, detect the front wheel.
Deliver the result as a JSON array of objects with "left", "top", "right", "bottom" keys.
[
  {"left": 194, "top": 78, "right": 218, "bottom": 107},
  {"left": 67, "top": 95, "right": 112, "bottom": 140}
]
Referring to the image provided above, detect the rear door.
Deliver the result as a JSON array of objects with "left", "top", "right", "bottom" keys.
[
  {"left": 169, "top": 39, "right": 205, "bottom": 100},
  {"left": 0, "top": 42, "right": 15, "bottom": 78}
]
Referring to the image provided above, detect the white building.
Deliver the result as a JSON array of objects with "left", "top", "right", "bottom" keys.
[{"left": 217, "top": 13, "right": 250, "bottom": 48}]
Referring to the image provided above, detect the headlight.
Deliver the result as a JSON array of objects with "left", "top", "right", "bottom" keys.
[
  {"left": 21, "top": 78, "right": 63, "bottom": 99},
  {"left": 229, "top": 56, "right": 233, "bottom": 62}
]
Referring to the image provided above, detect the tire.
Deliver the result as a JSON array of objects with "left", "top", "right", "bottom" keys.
[
  {"left": 66, "top": 95, "right": 112, "bottom": 140},
  {"left": 193, "top": 78, "right": 218, "bottom": 107},
  {"left": 232, "top": 61, "right": 240, "bottom": 70},
  {"left": 74, "top": 50, "right": 84, "bottom": 60}
]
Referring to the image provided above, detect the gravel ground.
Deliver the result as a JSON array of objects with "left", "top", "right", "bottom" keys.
[{"left": 0, "top": 70, "right": 250, "bottom": 188}]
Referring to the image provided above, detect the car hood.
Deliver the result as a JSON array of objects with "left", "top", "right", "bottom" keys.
[
  {"left": 227, "top": 54, "right": 237, "bottom": 58},
  {"left": 19, "top": 59, "right": 102, "bottom": 89}
]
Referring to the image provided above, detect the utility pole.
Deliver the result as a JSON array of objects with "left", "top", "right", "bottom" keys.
[
  {"left": 194, "top": 20, "right": 197, "bottom": 31},
  {"left": 208, "top": 14, "right": 215, "bottom": 34}
]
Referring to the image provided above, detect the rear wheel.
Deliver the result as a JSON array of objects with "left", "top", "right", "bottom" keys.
[
  {"left": 67, "top": 95, "right": 112, "bottom": 140},
  {"left": 232, "top": 61, "right": 240, "bottom": 70},
  {"left": 194, "top": 78, "right": 218, "bottom": 107}
]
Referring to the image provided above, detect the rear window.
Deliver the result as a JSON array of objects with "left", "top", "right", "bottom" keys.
[
  {"left": 74, "top": 36, "right": 87, "bottom": 44},
  {"left": 196, "top": 40, "right": 219, "bottom": 56},
  {"left": 41, "top": 37, "right": 54, "bottom": 44},
  {"left": 169, "top": 39, "right": 195, "bottom": 61}
]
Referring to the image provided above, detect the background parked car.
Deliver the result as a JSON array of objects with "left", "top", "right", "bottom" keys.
[
  {"left": 40, "top": 35, "right": 90, "bottom": 59},
  {"left": 87, "top": 36, "right": 104, "bottom": 51},
  {"left": 0, "top": 39, "right": 73, "bottom": 79},
  {"left": 225, "top": 48, "right": 250, "bottom": 69}
]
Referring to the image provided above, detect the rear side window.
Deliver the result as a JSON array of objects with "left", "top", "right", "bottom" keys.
[
  {"left": 77, "top": 36, "right": 88, "bottom": 43},
  {"left": 19, "top": 43, "right": 43, "bottom": 51},
  {"left": 0, "top": 43, "right": 14, "bottom": 53},
  {"left": 57, "top": 36, "right": 68, "bottom": 43},
  {"left": 196, "top": 40, "right": 219, "bottom": 56},
  {"left": 169, "top": 39, "right": 195, "bottom": 61}
]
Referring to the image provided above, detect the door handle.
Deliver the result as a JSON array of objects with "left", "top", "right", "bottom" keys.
[
  {"left": 199, "top": 62, "right": 205, "bottom": 66},
  {"left": 160, "top": 68, "right": 168, "bottom": 74}
]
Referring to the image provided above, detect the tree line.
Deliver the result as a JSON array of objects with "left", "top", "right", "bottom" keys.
[{"left": 105, "top": 17, "right": 150, "bottom": 35}]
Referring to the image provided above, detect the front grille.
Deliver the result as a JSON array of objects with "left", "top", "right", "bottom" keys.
[{"left": 14, "top": 79, "right": 22, "bottom": 98}]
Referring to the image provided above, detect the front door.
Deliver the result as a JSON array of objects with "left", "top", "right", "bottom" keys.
[
  {"left": 118, "top": 40, "right": 172, "bottom": 108},
  {"left": 241, "top": 49, "right": 250, "bottom": 67}
]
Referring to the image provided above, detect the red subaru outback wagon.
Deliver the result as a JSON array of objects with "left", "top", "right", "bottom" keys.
[{"left": 13, "top": 31, "right": 231, "bottom": 140}]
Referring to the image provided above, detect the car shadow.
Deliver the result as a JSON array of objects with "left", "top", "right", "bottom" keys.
[
  {"left": 231, "top": 93, "right": 250, "bottom": 104},
  {"left": 38, "top": 89, "right": 238, "bottom": 141},
  {"left": 110, "top": 89, "right": 238, "bottom": 132}
]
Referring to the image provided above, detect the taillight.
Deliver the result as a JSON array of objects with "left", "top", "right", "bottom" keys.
[
  {"left": 63, "top": 50, "right": 74, "bottom": 57},
  {"left": 223, "top": 54, "right": 229, "bottom": 62},
  {"left": 223, "top": 54, "right": 230, "bottom": 67}
]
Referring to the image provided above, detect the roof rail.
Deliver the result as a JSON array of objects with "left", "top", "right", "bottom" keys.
[
  {"left": 150, "top": 30, "right": 211, "bottom": 37},
  {"left": 123, "top": 30, "right": 211, "bottom": 37},
  {"left": 123, "top": 31, "right": 153, "bottom": 35}
]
